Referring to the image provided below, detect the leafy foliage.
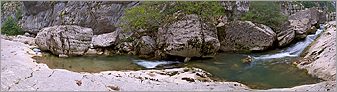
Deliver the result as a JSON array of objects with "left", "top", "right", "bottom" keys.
[
  {"left": 1, "top": 16, "right": 24, "bottom": 35},
  {"left": 297, "top": 1, "right": 336, "bottom": 12},
  {"left": 167, "top": 1, "right": 224, "bottom": 20},
  {"left": 121, "top": 1, "right": 225, "bottom": 32},
  {"left": 121, "top": 2, "right": 163, "bottom": 32},
  {"left": 0, "top": 1, "right": 6, "bottom": 10},
  {"left": 241, "top": 1, "right": 288, "bottom": 30},
  {"left": 15, "top": 6, "right": 22, "bottom": 20}
]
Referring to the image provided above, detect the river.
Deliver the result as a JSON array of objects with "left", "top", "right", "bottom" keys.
[{"left": 34, "top": 25, "right": 324, "bottom": 89}]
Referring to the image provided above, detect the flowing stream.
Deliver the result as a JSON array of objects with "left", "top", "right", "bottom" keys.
[
  {"left": 34, "top": 25, "right": 324, "bottom": 89},
  {"left": 252, "top": 27, "right": 324, "bottom": 60}
]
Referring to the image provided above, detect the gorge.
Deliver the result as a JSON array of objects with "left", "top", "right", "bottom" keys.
[{"left": 1, "top": 1, "right": 336, "bottom": 91}]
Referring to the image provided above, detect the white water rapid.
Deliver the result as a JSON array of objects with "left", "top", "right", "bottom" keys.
[{"left": 253, "top": 25, "right": 324, "bottom": 60}]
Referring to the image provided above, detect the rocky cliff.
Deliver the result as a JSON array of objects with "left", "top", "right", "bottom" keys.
[
  {"left": 276, "top": 8, "right": 326, "bottom": 47},
  {"left": 297, "top": 21, "right": 336, "bottom": 81},
  {"left": 6, "top": 1, "right": 138, "bottom": 35}
]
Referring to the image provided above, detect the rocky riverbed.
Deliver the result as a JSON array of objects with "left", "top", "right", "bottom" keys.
[
  {"left": 1, "top": 38, "right": 251, "bottom": 91},
  {"left": 1, "top": 22, "right": 336, "bottom": 91},
  {"left": 263, "top": 21, "right": 336, "bottom": 91}
]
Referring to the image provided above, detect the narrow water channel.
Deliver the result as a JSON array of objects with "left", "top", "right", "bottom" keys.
[{"left": 33, "top": 25, "right": 324, "bottom": 89}]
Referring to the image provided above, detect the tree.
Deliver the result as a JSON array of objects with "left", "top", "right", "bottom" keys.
[
  {"left": 120, "top": 1, "right": 225, "bottom": 32},
  {"left": 241, "top": 1, "right": 288, "bottom": 30},
  {"left": 1, "top": 16, "right": 24, "bottom": 35}
]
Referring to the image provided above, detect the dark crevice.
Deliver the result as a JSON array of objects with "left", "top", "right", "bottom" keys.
[
  {"left": 48, "top": 70, "right": 55, "bottom": 77},
  {"left": 24, "top": 71, "right": 34, "bottom": 79}
]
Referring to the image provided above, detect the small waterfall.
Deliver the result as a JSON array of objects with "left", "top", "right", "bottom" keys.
[
  {"left": 253, "top": 25, "right": 324, "bottom": 60},
  {"left": 133, "top": 60, "right": 180, "bottom": 69},
  {"left": 135, "top": 25, "right": 325, "bottom": 68}
]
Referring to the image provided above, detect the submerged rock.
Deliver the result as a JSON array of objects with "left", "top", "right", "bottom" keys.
[
  {"left": 218, "top": 21, "right": 276, "bottom": 52},
  {"left": 241, "top": 55, "right": 253, "bottom": 64},
  {"left": 157, "top": 14, "right": 220, "bottom": 59},
  {"left": 35, "top": 25, "right": 93, "bottom": 56}
]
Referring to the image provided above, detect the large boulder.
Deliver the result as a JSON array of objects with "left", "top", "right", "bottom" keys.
[
  {"left": 277, "top": 29, "right": 296, "bottom": 47},
  {"left": 218, "top": 21, "right": 276, "bottom": 52},
  {"left": 288, "top": 8, "right": 325, "bottom": 39},
  {"left": 289, "top": 8, "right": 325, "bottom": 24},
  {"left": 275, "top": 21, "right": 296, "bottom": 47},
  {"left": 91, "top": 30, "right": 120, "bottom": 48},
  {"left": 136, "top": 36, "right": 156, "bottom": 55},
  {"left": 274, "top": 8, "right": 325, "bottom": 47},
  {"left": 19, "top": 1, "right": 138, "bottom": 35},
  {"left": 157, "top": 14, "right": 220, "bottom": 59},
  {"left": 35, "top": 25, "right": 93, "bottom": 56}
]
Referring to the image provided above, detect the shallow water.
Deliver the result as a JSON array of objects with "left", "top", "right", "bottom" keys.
[
  {"left": 34, "top": 26, "right": 324, "bottom": 89},
  {"left": 34, "top": 53, "right": 321, "bottom": 89},
  {"left": 34, "top": 55, "right": 143, "bottom": 72},
  {"left": 183, "top": 53, "right": 321, "bottom": 89}
]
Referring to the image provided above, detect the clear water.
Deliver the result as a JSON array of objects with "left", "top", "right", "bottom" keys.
[
  {"left": 34, "top": 26, "right": 324, "bottom": 89},
  {"left": 34, "top": 54, "right": 143, "bottom": 72},
  {"left": 34, "top": 53, "right": 321, "bottom": 89},
  {"left": 183, "top": 53, "right": 321, "bottom": 89}
]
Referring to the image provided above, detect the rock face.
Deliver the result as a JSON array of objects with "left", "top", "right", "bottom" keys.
[
  {"left": 275, "top": 8, "right": 326, "bottom": 47},
  {"left": 266, "top": 81, "right": 336, "bottom": 91},
  {"left": 115, "top": 42, "right": 134, "bottom": 54},
  {"left": 297, "top": 21, "right": 336, "bottom": 81},
  {"left": 288, "top": 8, "right": 325, "bottom": 39},
  {"left": 35, "top": 25, "right": 93, "bottom": 56},
  {"left": 221, "top": 1, "right": 249, "bottom": 21},
  {"left": 218, "top": 21, "right": 276, "bottom": 52},
  {"left": 275, "top": 21, "right": 296, "bottom": 47},
  {"left": 19, "top": 1, "right": 138, "bottom": 35},
  {"left": 136, "top": 36, "right": 156, "bottom": 55},
  {"left": 92, "top": 30, "right": 120, "bottom": 48},
  {"left": 1, "top": 1, "right": 24, "bottom": 25},
  {"left": 157, "top": 14, "right": 220, "bottom": 58}
]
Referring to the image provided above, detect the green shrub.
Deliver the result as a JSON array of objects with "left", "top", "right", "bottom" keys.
[
  {"left": 121, "top": 1, "right": 224, "bottom": 32},
  {"left": 296, "top": 1, "right": 336, "bottom": 12},
  {"left": 1, "top": 16, "right": 24, "bottom": 36},
  {"left": 166, "top": 1, "right": 224, "bottom": 20},
  {"left": 300, "top": 1, "right": 317, "bottom": 8},
  {"left": 15, "top": 6, "right": 22, "bottom": 20},
  {"left": 241, "top": 1, "right": 288, "bottom": 30},
  {"left": 121, "top": 1, "right": 163, "bottom": 32}
]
